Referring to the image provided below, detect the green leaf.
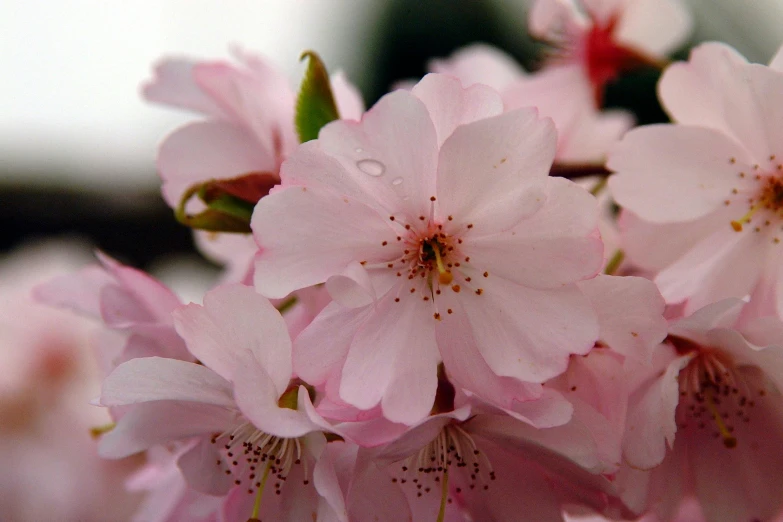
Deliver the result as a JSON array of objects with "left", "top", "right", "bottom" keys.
[{"left": 295, "top": 50, "right": 340, "bottom": 143}]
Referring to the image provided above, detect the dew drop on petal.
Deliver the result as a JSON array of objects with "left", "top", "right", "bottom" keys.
[
  {"left": 357, "top": 159, "right": 385, "bottom": 177},
  {"left": 392, "top": 177, "right": 404, "bottom": 186}
]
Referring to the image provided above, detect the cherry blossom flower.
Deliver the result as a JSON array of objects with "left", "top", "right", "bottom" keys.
[
  {"left": 609, "top": 42, "right": 783, "bottom": 313},
  {"left": 253, "top": 73, "right": 604, "bottom": 425},
  {"left": 34, "top": 252, "right": 192, "bottom": 372},
  {"left": 360, "top": 402, "right": 626, "bottom": 522},
  {"left": 528, "top": 0, "right": 691, "bottom": 105},
  {"left": 145, "top": 48, "right": 365, "bottom": 283},
  {"left": 620, "top": 299, "right": 783, "bottom": 522},
  {"left": 97, "top": 284, "right": 347, "bottom": 522}
]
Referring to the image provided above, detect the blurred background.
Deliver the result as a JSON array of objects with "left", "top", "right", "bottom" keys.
[{"left": 1, "top": 0, "right": 782, "bottom": 273}]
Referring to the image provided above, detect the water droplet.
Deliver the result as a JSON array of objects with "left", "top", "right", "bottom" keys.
[
  {"left": 391, "top": 177, "right": 404, "bottom": 186},
  {"left": 357, "top": 159, "right": 385, "bottom": 177},
  {"left": 355, "top": 148, "right": 363, "bottom": 153}
]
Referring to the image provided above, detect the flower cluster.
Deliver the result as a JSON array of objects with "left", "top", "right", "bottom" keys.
[{"left": 35, "top": 1, "right": 783, "bottom": 521}]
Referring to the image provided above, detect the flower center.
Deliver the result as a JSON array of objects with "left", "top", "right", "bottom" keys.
[
  {"left": 389, "top": 423, "right": 495, "bottom": 504},
  {"left": 370, "top": 203, "right": 489, "bottom": 320},
  {"left": 211, "top": 421, "right": 309, "bottom": 496},
  {"left": 724, "top": 155, "right": 783, "bottom": 240},
  {"left": 671, "top": 337, "right": 765, "bottom": 449}
]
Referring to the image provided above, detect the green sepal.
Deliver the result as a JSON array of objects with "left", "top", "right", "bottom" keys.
[
  {"left": 295, "top": 50, "right": 340, "bottom": 143},
  {"left": 175, "top": 181, "right": 256, "bottom": 233}
]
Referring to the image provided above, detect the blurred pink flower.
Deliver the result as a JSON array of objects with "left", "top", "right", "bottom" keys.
[
  {"left": 529, "top": 0, "right": 691, "bottom": 104},
  {"left": 0, "top": 241, "right": 141, "bottom": 521},
  {"left": 430, "top": 44, "right": 633, "bottom": 164}
]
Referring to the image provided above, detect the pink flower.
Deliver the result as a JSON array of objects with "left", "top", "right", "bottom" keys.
[
  {"left": 98, "top": 284, "right": 347, "bottom": 522},
  {"left": 0, "top": 241, "right": 141, "bottom": 521},
  {"left": 609, "top": 42, "right": 783, "bottom": 313},
  {"left": 125, "top": 444, "right": 222, "bottom": 522},
  {"left": 361, "top": 405, "right": 625, "bottom": 521},
  {"left": 144, "top": 48, "right": 365, "bottom": 282},
  {"left": 430, "top": 44, "right": 633, "bottom": 164},
  {"left": 252, "top": 73, "right": 604, "bottom": 425},
  {"left": 34, "top": 252, "right": 191, "bottom": 373},
  {"left": 529, "top": 0, "right": 691, "bottom": 104},
  {"left": 620, "top": 299, "right": 783, "bottom": 521}
]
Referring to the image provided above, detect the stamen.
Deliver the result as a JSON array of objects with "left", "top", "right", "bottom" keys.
[
  {"left": 705, "top": 389, "right": 737, "bottom": 448},
  {"left": 731, "top": 200, "right": 764, "bottom": 231},
  {"left": 436, "top": 470, "right": 449, "bottom": 522},
  {"left": 433, "top": 245, "right": 453, "bottom": 285}
]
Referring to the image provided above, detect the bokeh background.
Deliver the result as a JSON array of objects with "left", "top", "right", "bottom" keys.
[{"left": 2, "top": 0, "right": 782, "bottom": 275}]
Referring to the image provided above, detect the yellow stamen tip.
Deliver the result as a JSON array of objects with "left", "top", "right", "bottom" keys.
[
  {"left": 438, "top": 271, "right": 453, "bottom": 285},
  {"left": 731, "top": 221, "right": 743, "bottom": 232}
]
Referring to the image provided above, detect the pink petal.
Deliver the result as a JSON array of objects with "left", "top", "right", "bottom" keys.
[
  {"left": 463, "top": 177, "right": 602, "bottom": 289},
  {"left": 622, "top": 353, "right": 691, "bottom": 470},
  {"left": 32, "top": 265, "right": 113, "bottom": 319},
  {"left": 669, "top": 299, "right": 745, "bottom": 341},
  {"left": 557, "top": 109, "right": 633, "bottom": 164},
  {"left": 436, "top": 108, "right": 556, "bottom": 234},
  {"left": 376, "top": 411, "right": 469, "bottom": 463},
  {"left": 98, "top": 401, "right": 236, "bottom": 458},
  {"left": 468, "top": 411, "right": 604, "bottom": 474},
  {"left": 173, "top": 284, "right": 292, "bottom": 392},
  {"left": 655, "top": 226, "right": 766, "bottom": 312},
  {"left": 528, "top": 0, "right": 587, "bottom": 40},
  {"left": 428, "top": 43, "right": 526, "bottom": 92},
  {"left": 347, "top": 452, "right": 413, "bottom": 522},
  {"left": 100, "top": 357, "right": 235, "bottom": 407},
  {"left": 577, "top": 275, "right": 667, "bottom": 364},
  {"left": 618, "top": 209, "right": 721, "bottom": 273},
  {"left": 410, "top": 73, "right": 504, "bottom": 147},
  {"left": 325, "top": 261, "right": 376, "bottom": 308},
  {"left": 177, "top": 438, "right": 234, "bottom": 495},
  {"left": 293, "top": 302, "right": 373, "bottom": 387},
  {"left": 657, "top": 42, "right": 782, "bottom": 162},
  {"left": 456, "top": 275, "right": 598, "bottom": 383},
  {"left": 299, "top": 91, "right": 438, "bottom": 215},
  {"left": 157, "top": 120, "right": 275, "bottom": 207},
  {"left": 331, "top": 71, "right": 365, "bottom": 121},
  {"left": 98, "top": 252, "right": 182, "bottom": 322},
  {"left": 233, "top": 355, "right": 320, "bottom": 438},
  {"left": 688, "top": 366, "right": 783, "bottom": 522},
  {"left": 608, "top": 125, "right": 753, "bottom": 223},
  {"left": 253, "top": 185, "right": 397, "bottom": 299},
  {"left": 315, "top": 90, "right": 439, "bottom": 218},
  {"left": 504, "top": 66, "right": 594, "bottom": 134},
  {"left": 193, "top": 58, "right": 296, "bottom": 157},
  {"left": 141, "top": 58, "right": 226, "bottom": 118},
  {"left": 437, "top": 301, "right": 545, "bottom": 406},
  {"left": 339, "top": 290, "right": 439, "bottom": 424},
  {"left": 614, "top": 0, "right": 691, "bottom": 57},
  {"left": 312, "top": 441, "right": 349, "bottom": 522}
]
